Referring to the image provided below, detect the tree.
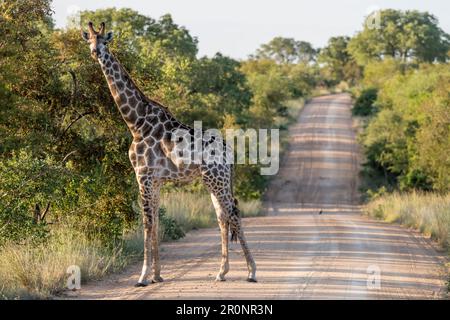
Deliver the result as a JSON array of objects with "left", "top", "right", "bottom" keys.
[
  {"left": 296, "top": 41, "right": 317, "bottom": 63},
  {"left": 348, "top": 9, "right": 450, "bottom": 65},
  {"left": 318, "top": 36, "right": 360, "bottom": 85},
  {"left": 361, "top": 58, "right": 403, "bottom": 88},
  {"left": 255, "top": 37, "right": 317, "bottom": 64},
  {"left": 285, "top": 62, "right": 318, "bottom": 97},
  {"left": 0, "top": 0, "right": 61, "bottom": 154},
  {"left": 74, "top": 9, "right": 198, "bottom": 59},
  {"left": 240, "top": 59, "right": 291, "bottom": 126},
  {"left": 190, "top": 53, "right": 252, "bottom": 126}
]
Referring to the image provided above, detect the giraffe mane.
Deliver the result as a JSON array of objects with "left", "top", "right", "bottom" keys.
[{"left": 111, "top": 51, "right": 175, "bottom": 117}]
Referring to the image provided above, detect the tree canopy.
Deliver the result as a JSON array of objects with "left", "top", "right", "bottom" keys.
[
  {"left": 317, "top": 36, "right": 361, "bottom": 85},
  {"left": 349, "top": 9, "right": 450, "bottom": 65},
  {"left": 255, "top": 37, "right": 317, "bottom": 64}
]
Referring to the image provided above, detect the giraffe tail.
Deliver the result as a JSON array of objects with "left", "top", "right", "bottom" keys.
[{"left": 230, "top": 228, "right": 238, "bottom": 242}]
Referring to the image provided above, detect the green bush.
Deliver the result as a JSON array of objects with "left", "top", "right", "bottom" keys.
[
  {"left": 352, "top": 87, "right": 378, "bottom": 116},
  {"left": 0, "top": 149, "right": 64, "bottom": 245},
  {"left": 360, "top": 64, "right": 450, "bottom": 192},
  {"left": 158, "top": 207, "right": 185, "bottom": 241}
]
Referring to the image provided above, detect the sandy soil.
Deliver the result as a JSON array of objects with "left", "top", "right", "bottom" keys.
[{"left": 72, "top": 93, "right": 447, "bottom": 300}]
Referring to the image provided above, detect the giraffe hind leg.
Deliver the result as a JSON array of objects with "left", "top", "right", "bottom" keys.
[
  {"left": 237, "top": 225, "right": 257, "bottom": 282},
  {"left": 210, "top": 189, "right": 257, "bottom": 282},
  {"left": 230, "top": 200, "right": 257, "bottom": 282},
  {"left": 229, "top": 198, "right": 239, "bottom": 242}
]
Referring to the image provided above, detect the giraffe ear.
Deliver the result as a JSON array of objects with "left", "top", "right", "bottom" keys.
[
  {"left": 81, "top": 30, "right": 90, "bottom": 42},
  {"left": 104, "top": 31, "right": 113, "bottom": 43}
]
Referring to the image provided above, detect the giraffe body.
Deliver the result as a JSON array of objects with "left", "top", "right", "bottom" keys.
[{"left": 82, "top": 22, "right": 256, "bottom": 285}]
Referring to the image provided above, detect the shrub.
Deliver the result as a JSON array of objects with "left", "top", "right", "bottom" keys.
[
  {"left": 0, "top": 149, "right": 66, "bottom": 245},
  {"left": 359, "top": 63, "right": 450, "bottom": 192},
  {"left": 158, "top": 207, "right": 185, "bottom": 241},
  {"left": 352, "top": 87, "right": 378, "bottom": 116}
]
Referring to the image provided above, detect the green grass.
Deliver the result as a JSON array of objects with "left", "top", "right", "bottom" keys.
[
  {"left": 365, "top": 191, "right": 450, "bottom": 247},
  {"left": 0, "top": 191, "right": 262, "bottom": 299}
]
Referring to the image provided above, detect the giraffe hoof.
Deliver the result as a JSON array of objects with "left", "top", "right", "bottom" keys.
[
  {"left": 247, "top": 278, "right": 257, "bottom": 283},
  {"left": 215, "top": 275, "right": 226, "bottom": 282},
  {"left": 151, "top": 276, "right": 164, "bottom": 283},
  {"left": 134, "top": 281, "right": 149, "bottom": 287}
]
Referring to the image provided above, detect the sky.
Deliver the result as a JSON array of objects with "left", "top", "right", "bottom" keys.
[{"left": 52, "top": 0, "right": 450, "bottom": 59}]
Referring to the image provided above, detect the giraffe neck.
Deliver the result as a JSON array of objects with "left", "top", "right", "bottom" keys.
[{"left": 97, "top": 48, "right": 159, "bottom": 137}]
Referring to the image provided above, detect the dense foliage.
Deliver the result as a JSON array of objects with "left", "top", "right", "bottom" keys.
[
  {"left": 360, "top": 64, "right": 450, "bottom": 193},
  {"left": 347, "top": 10, "right": 449, "bottom": 196},
  {"left": 351, "top": 87, "right": 378, "bottom": 116},
  {"left": 318, "top": 36, "right": 361, "bottom": 86}
]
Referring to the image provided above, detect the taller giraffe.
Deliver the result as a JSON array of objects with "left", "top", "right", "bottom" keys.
[{"left": 81, "top": 22, "right": 256, "bottom": 286}]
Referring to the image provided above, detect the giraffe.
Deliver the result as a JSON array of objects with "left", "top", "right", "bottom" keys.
[{"left": 81, "top": 22, "right": 257, "bottom": 286}]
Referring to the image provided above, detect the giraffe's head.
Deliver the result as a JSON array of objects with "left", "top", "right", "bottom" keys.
[{"left": 81, "top": 22, "right": 113, "bottom": 60}]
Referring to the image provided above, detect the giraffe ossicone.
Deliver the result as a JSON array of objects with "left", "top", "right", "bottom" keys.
[{"left": 81, "top": 22, "right": 257, "bottom": 286}]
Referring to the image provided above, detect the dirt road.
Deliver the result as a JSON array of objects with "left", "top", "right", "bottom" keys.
[{"left": 75, "top": 93, "right": 446, "bottom": 299}]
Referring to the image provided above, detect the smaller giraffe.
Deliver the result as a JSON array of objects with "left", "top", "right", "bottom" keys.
[{"left": 81, "top": 22, "right": 257, "bottom": 286}]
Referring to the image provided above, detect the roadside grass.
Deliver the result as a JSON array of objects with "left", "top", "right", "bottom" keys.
[
  {"left": 154, "top": 191, "right": 262, "bottom": 242},
  {"left": 311, "top": 83, "right": 351, "bottom": 97},
  {"left": 365, "top": 191, "right": 450, "bottom": 293},
  {"left": 0, "top": 192, "right": 262, "bottom": 299},
  {"left": 311, "top": 87, "right": 333, "bottom": 96},
  {"left": 352, "top": 94, "right": 450, "bottom": 293},
  {"left": 161, "top": 191, "right": 215, "bottom": 231},
  {"left": 284, "top": 98, "right": 306, "bottom": 122},
  {"left": 365, "top": 191, "right": 450, "bottom": 248},
  {"left": 351, "top": 115, "right": 368, "bottom": 136},
  {"left": 161, "top": 191, "right": 263, "bottom": 232},
  {"left": 0, "top": 226, "right": 140, "bottom": 299}
]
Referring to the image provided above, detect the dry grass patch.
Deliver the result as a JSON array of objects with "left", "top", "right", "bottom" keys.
[{"left": 365, "top": 191, "right": 450, "bottom": 247}]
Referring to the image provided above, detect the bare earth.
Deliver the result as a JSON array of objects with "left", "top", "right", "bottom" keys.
[{"left": 74, "top": 93, "right": 447, "bottom": 300}]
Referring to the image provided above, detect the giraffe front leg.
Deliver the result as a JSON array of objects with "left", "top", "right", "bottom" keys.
[
  {"left": 216, "top": 220, "right": 230, "bottom": 281},
  {"left": 135, "top": 179, "right": 161, "bottom": 287},
  {"left": 136, "top": 209, "right": 153, "bottom": 287},
  {"left": 211, "top": 193, "right": 229, "bottom": 281},
  {"left": 151, "top": 212, "right": 164, "bottom": 283}
]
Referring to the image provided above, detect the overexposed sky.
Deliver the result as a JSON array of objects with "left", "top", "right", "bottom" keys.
[{"left": 52, "top": 0, "right": 450, "bottom": 59}]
